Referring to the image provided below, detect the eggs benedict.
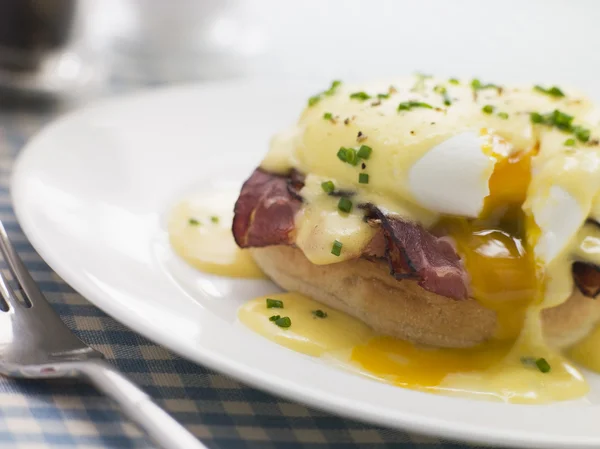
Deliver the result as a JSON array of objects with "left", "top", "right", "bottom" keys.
[{"left": 231, "top": 74, "right": 600, "bottom": 355}]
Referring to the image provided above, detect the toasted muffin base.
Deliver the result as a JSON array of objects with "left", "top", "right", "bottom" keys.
[{"left": 250, "top": 245, "right": 600, "bottom": 348}]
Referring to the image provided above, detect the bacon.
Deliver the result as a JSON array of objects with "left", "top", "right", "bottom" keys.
[
  {"left": 360, "top": 204, "right": 470, "bottom": 299},
  {"left": 573, "top": 262, "right": 600, "bottom": 298},
  {"left": 232, "top": 168, "right": 304, "bottom": 248},
  {"left": 232, "top": 168, "right": 470, "bottom": 300}
]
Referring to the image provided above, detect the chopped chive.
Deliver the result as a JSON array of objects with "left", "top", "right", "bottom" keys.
[
  {"left": 471, "top": 79, "right": 501, "bottom": 91},
  {"left": 530, "top": 109, "right": 575, "bottom": 132},
  {"left": 397, "top": 101, "right": 433, "bottom": 112},
  {"left": 377, "top": 93, "right": 390, "bottom": 99},
  {"left": 345, "top": 148, "right": 358, "bottom": 165},
  {"left": 573, "top": 126, "right": 591, "bottom": 142},
  {"left": 535, "top": 357, "right": 551, "bottom": 373},
  {"left": 471, "top": 78, "right": 503, "bottom": 97},
  {"left": 338, "top": 197, "right": 353, "bottom": 213},
  {"left": 520, "top": 356, "right": 551, "bottom": 373},
  {"left": 482, "top": 104, "right": 495, "bottom": 114},
  {"left": 433, "top": 85, "right": 452, "bottom": 106},
  {"left": 274, "top": 316, "right": 291, "bottom": 328},
  {"left": 533, "top": 85, "right": 565, "bottom": 98},
  {"left": 312, "top": 309, "right": 328, "bottom": 318},
  {"left": 188, "top": 218, "right": 200, "bottom": 226},
  {"left": 269, "top": 315, "right": 281, "bottom": 322},
  {"left": 266, "top": 298, "right": 284, "bottom": 309},
  {"left": 324, "top": 80, "right": 342, "bottom": 96},
  {"left": 323, "top": 112, "right": 333, "bottom": 120},
  {"left": 548, "top": 86, "right": 565, "bottom": 97},
  {"left": 357, "top": 145, "right": 372, "bottom": 159},
  {"left": 210, "top": 216, "right": 219, "bottom": 224},
  {"left": 308, "top": 95, "right": 321, "bottom": 107},
  {"left": 564, "top": 138, "right": 576, "bottom": 146},
  {"left": 308, "top": 81, "right": 342, "bottom": 106},
  {"left": 497, "top": 112, "right": 509, "bottom": 119},
  {"left": 337, "top": 147, "right": 358, "bottom": 165},
  {"left": 358, "top": 173, "right": 369, "bottom": 184},
  {"left": 350, "top": 91, "right": 371, "bottom": 101},
  {"left": 448, "top": 78, "right": 460, "bottom": 85},
  {"left": 530, "top": 112, "right": 544, "bottom": 124},
  {"left": 552, "top": 110, "right": 574, "bottom": 130},
  {"left": 321, "top": 180, "right": 335, "bottom": 193},
  {"left": 331, "top": 240, "right": 343, "bottom": 256}
]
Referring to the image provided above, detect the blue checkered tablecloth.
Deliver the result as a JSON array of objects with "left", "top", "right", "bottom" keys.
[{"left": 0, "top": 92, "right": 503, "bottom": 449}]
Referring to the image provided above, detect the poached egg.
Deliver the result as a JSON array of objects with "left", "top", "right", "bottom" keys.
[{"left": 170, "top": 74, "right": 600, "bottom": 403}]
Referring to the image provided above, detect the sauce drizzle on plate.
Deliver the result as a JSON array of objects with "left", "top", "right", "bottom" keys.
[
  {"left": 238, "top": 292, "right": 589, "bottom": 404},
  {"left": 168, "top": 192, "right": 264, "bottom": 279}
]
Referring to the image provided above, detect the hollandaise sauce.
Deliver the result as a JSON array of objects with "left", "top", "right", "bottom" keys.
[
  {"left": 570, "top": 324, "right": 600, "bottom": 373},
  {"left": 168, "top": 192, "right": 264, "bottom": 278},
  {"left": 238, "top": 293, "right": 588, "bottom": 404}
]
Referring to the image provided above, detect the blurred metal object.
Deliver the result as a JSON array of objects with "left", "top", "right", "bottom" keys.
[
  {"left": 0, "top": 0, "right": 76, "bottom": 72},
  {"left": 0, "top": 0, "right": 268, "bottom": 99},
  {"left": 0, "top": 0, "right": 99, "bottom": 98}
]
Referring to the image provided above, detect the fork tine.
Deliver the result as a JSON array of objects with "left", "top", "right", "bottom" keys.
[
  {"left": 0, "top": 263, "right": 22, "bottom": 310},
  {"left": 0, "top": 220, "right": 42, "bottom": 307}
]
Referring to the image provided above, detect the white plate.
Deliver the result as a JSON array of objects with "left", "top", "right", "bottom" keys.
[{"left": 11, "top": 81, "right": 600, "bottom": 449}]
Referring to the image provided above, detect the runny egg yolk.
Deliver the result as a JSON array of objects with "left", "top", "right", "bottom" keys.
[
  {"left": 352, "top": 151, "right": 544, "bottom": 392},
  {"left": 351, "top": 148, "right": 545, "bottom": 391},
  {"left": 437, "top": 149, "right": 539, "bottom": 340},
  {"left": 352, "top": 336, "right": 511, "bottom": 388}
]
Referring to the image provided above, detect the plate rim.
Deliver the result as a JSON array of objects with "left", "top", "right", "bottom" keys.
[{"left": 11, "top": 81, "right": 600, "bottom": 449}]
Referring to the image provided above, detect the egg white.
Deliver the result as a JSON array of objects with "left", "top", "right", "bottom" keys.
[
  {"left": 407, "top": 132, "right": 495, "bottom": 217},
  {"left": 531, "top": 186, "right": 585, "bottom": 263}
]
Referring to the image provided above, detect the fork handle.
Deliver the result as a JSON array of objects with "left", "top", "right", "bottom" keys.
[{"left": 74, "top": 359, "right": 208, "bottom": 449}]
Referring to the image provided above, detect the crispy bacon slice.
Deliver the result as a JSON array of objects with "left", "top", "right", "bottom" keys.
[
  {"left": 573, "top": 262, "right": 600, "bottom": 298},
  {"left": 360, "top": 204, "right": 470, "bottom": 299},
  {"left": 232, "top": 168, "right": 304, "bottom": 248}
]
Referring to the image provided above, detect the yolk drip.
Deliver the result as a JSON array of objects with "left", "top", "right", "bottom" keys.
[
  {"left": 438, "top": 151, "right": 538, "bottom": 340},
  {"left": 240, "top": 293, "right": 588, "bottom": 403},
  {"left": 351, "top": 337, "right": 510, "bottom": 388},
  {"left": 483, "top": 150, "right": 532, "bottom": 219}
]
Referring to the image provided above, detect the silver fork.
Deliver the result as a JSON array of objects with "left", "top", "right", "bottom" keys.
[{"left": 0, "top": 220, "right": 207, "bottom": 449}]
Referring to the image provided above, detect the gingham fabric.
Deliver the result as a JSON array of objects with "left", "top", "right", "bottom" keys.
[{"left": 0, "top": 96, "right": 504, "bottom": 449}]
